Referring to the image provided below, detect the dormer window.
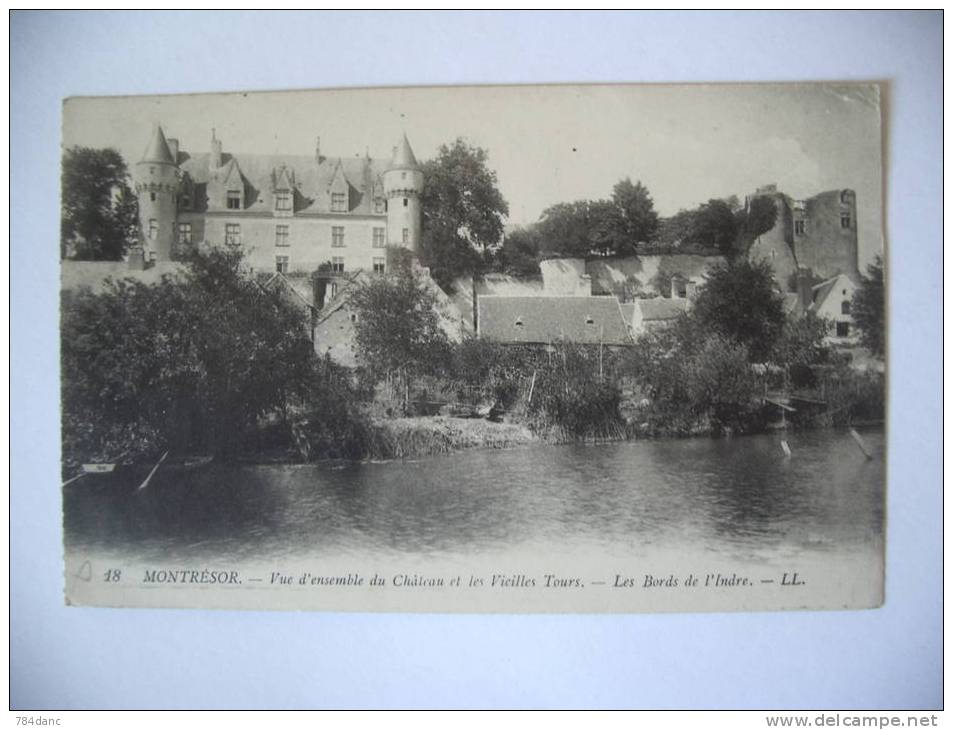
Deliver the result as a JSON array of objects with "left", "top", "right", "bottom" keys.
[
  {"left": 515, "top": 317, "right": 524, "bottom": 327},
  {"left": 840, "top": 190, "right": 852, "bottom": 204},
  {"left": 794, "top": 219, "right": 805, "bottom": 236},
  {"left": 585, "top": 316, "right": 595, "bottom": 325},
  {"left": 275, "top": 190, "right": 292, "bottom": 212},
  {"left": 180, "top": 193, "right": 191, "bottom": 210},
  {"left": 375, "top": 198, "right": 385, "bottom": 214},
  {"left": 227, "top": 190, "right": 241, "bottom": 210},
  {"left": 331, "top": 192, "right": 347, "bottom": 212}
]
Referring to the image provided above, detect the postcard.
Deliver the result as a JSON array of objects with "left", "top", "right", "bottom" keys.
[{"left": 60, "top": 82, "right": 885, "bottom": 613}]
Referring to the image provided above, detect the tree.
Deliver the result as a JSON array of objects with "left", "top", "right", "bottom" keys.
[
  {"left": 691, "top": 259, "right": 785, "bottom": 362},
  {"left": 610, "top": 178, "right": 659, "bottom": 252},
  {"left": 61, "top": 249, "right": 316, "bottom": 463},
  {"left": 852, "top": 255, "right": 885, "bottom": 357},
  {"left": 420, "top": 138, "right": 509, "bottom": 289},
  {"left": 537, "top": 201, "right": 593, "bottom": 258},
  {"left": 691, "top": 199, "right": 738, "bottom": 255},
  {"left": 349, "top": 266, "right": 452, "bottom": 381},
  {"left": 497, "top": 226, "right": 542, "bottom": 278},
  {"left": 61, "top": 146, "right": 139, "bottom": 260}
]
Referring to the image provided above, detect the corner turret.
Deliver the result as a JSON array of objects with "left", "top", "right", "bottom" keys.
[
  {"left": 134, "top": 124, "right": 179, "bottom": 262},
  {"left": 383, "top": 133, "right": 423, "bottom": 253}
]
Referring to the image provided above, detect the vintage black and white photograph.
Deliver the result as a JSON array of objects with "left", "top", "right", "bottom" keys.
[{"left": 60, "top": 83, "right": 886, "bottom": 613}]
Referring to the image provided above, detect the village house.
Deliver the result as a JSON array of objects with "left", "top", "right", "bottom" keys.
[{"left": 807, "top": 272, "right": 861, "bottom": 345}]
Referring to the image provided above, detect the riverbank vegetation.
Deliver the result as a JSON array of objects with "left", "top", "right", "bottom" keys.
[{"left": 62, "top": 249, "right": 884, "bottom": 469}]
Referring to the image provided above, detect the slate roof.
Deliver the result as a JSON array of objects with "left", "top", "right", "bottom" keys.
[
  {"left": 636, "top": 297, "right": 689, "bottom": 322},
  {"left": 140, "top": 125, "right": 176, "bottom": 164},
  {"left": 388, "top": 133, "right": 419, "bottom": 171},
  {"left": 477, "top": 295, "right": 632, "bottom": 345},
  {"left": 178, "top": 152, "right": 390, "bottom": 216}
]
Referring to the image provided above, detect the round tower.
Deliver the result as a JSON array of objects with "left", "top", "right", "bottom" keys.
[
  {"left": 383, "top": 133, "right": 423, "bottom": 253},
  {"left": 134, "top": 124, "right": 179, "bottom": 262}
]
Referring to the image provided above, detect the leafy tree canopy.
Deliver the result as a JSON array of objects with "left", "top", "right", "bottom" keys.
[
  {"left": 349, "top": 267, "right": 452, "bottom": 380},
  {"left": 653, "top": 195, "right": 776, "bottom": 258},
  {"left": 691, "top": 258, "right": 785, "bottom": 362},
  {"left": 61, "top": 146, "right": 139, "bottom": 261},
  {"left": 851, "top": 255, "right": 885, "bottom": 357},
  {"left": 420, "top": 138, "right": 509, "bottom": 289},
  {"left": 61, "top": 249, "right": 316, "bottom": 462},
  {"left": 537, "top": 178, "right": 659, "bottom": 259},
  {"left": 496, "top": 226, "right": 542, "bottom": 278}
]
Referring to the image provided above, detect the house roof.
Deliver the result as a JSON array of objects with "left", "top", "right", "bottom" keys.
[
  {"left": 140, "top": 125, "right": 176, "bottom": 165},
  {"left": 636, "top": 297, "right": 689, "bottom": 321},
  {"left": 259, "top": 271, "right": 316, "bottom": 311},
  {"left": 314, "top": 270, "right": 370, "bottom": 324},
  {"left": 809, "top": 273, "right": 855, "bottom": 312},
  {"left": 178, "top": 151, "right": 390, "bottom": 216},
  {"left": 477, "top": 295, "right": 632, "bottom": 345}
]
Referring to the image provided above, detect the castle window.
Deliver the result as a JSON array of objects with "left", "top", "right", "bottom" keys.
[
  {"left": 177, "top": 222, "right": 192, "bottom": 244},
  {"left": 180, "top": 193, "right": 191, "bottom": 210},
  {"left": 840, "top": 190, "right": 852, "bottom": 204},
  {"left": 794, "top": 219, "right": 805, "bottom": 236},
  {"left": 402, "top": 228, "right": 409, "bottom": 244},
  {"left": 836, "top": 322, "right": 850, "bottom": 337},
  {"left": 150, "top": 192, "right": 156, "bottom": 202},
  {"left": 403, "top": 198, "right": 408, "bottom": 207},
  {"left": 275, "top": 190, "right": 292, "bottom": 212},
  {"left": 227, "top": 190, "right": 241, "bottom": 210},
  {"left": 373, "top": 227, "right": 385, "bottom": 248},
  {"left": 840, "top": 213, "right": 852, "bottom": 229},
  {"left": 331, "top": 193, "right": 347, "bottom": 212},
  {"left": 275, "top": 225, "right": 289, "bottom": 247},
  {"left": 331, "top": 256, "right": 345, "bottom": 273},
  {"left": 225, "top": 223, "right": 241, "bottom": 246},
  {"left": 332, "top": 226, "right": 345, "bottom": 248},
  {"left": 148, "top": 219, "right": 158, "bottom": 240},
  {"left": 841, "top": 300, "right": 851, "bottom": 315},
  {"left": 373, "top": 257, "right": 386, "bottom": 274},
  {"left": 275, "top": 255, "right": 289, "bottom": 274}
]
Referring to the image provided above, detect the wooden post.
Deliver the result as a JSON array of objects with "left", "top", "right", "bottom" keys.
[
  {"left": 780, "top": 440, "right": 792, "bottom": 457},
  {"left": 137, "top": 451, "right": 169, "bottom": 492},
  {"left": 849, "top": 428, "right": 874, "bottom": 460},
  {"left": 526, "top": 370, "right": 537, "bottom": 408}
]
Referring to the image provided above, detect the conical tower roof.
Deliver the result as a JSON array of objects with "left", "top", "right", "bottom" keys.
[
  {"left": 140, "top": 124, "right": 176, "bottom": 164},
  {"left": 387, "top": 133, "right": 419, "bottom": 171}
]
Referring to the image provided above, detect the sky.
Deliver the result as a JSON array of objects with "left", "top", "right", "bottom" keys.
[{"left": 63, "top": 82, "right": 884, "bottom": 267}]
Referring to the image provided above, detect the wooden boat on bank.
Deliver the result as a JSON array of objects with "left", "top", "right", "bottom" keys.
[{"left": 62, "top": 453, "right": 214, "bottom": 492}]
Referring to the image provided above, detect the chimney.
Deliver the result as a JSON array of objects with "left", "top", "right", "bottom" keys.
[
  {"left": 210, "top": 128, "right": 222, "bottom": 169},
  {"left": 315, "top": 136, "right": 322, "bottom": 163},
  {"left": 166, "top": 138, "right": 179, "bottom": 164}
]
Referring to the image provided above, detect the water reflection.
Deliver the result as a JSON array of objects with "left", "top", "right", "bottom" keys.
[{"left": 63, "top": 429, "right": 885, "bottom": 565}]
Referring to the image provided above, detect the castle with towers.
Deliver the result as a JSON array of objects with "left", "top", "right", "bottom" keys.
[{"left": 131, "top": 124, "right": 423, "bottom": 274}]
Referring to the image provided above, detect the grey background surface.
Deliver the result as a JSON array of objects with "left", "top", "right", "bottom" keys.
[{"left": 11, "top": 10, "right": 942, "bottom": 709}]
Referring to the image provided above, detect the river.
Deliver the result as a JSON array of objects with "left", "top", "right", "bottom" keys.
[{"left": 62, "top": 428, "right": 885, "bottom": 613}]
